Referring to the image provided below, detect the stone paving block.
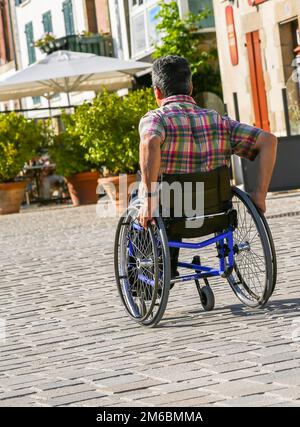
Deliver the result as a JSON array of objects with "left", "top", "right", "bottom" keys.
[
  {"left": 99, "top": 379, "right": 167, "bottom": 394},
  {"left": 136, "top": 389, "right": 208, "bottom": 406},
  {"left": 249, "top": 369, "right": 300, "bottom": 386},
  {"left": 160, "top": 394, "right": 227, "bottom": 407},
  {"left": 35, "top": 383, "right": 99, "bottom": 400},
  {"left": 0, "top": 388, "right": 37, "bottom": 401},
  {"left": 268, "top": 401, "right": 300, "bottom": 407},
  {"left": 201, "top": 380, "right": 285, "bottom": 397},
  {"left": 47, "top": 390, "right": 107, "bottom": 407},
  {"left": 217, "top": 393, "right": 289, "bottom": 407},
  {"left": 94, "top": 374, "right": 148, "bottom": 388},
  {"left": 266, "top": 387, "right": 300, "bottom": 400}
]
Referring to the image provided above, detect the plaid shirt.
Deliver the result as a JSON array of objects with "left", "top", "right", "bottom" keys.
[{"left": 139, "top": 95, "right": 263, "bottom": 174}]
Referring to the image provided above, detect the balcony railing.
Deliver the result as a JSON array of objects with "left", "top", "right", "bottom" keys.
[{"left": 39, "top": 34, "right": 114, "bottom": 57}]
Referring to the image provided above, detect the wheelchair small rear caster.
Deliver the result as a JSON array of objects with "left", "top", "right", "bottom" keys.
[
  {"left": 195, "top": 278, "right": 215, "bottom": 311},
  {"left": 192, "top": 255, "right": 215, "bottom": 311}
]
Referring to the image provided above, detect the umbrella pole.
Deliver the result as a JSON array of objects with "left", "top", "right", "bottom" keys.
[
  {"left": 43, "top": 94, "right": 54, "bottom": 129},
  {"left": 47, "top": 96, "right": 53, "bottom": 120}
]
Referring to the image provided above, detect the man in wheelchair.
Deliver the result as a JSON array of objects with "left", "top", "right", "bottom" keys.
[
  {"left": 114, "top": 55, "right": 277, "bottom": 326},
  {"left": 138, "top": 55, "right": 277, "bottom": 280}
]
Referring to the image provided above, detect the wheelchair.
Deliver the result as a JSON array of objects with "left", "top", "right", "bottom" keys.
[{"left": 114, "top": 166, "right": 277, "bottom": 327}]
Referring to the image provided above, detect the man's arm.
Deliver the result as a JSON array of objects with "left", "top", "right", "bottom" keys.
[
  {"left": 139, "top": 134, "right": 162, "bottom": 229},
  {"left": 250, "top": 131, "right": 277, "bottom": 213}
]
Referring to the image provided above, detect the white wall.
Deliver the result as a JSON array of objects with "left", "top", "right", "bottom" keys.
[
  {"left": 109, "top": 0, "right": 130, "bottom": 60},
  {"left": 14, "top": 0, "right": 92, "bottom": 116}
]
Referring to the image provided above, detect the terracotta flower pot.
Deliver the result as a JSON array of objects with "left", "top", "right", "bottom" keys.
[
  {"left": 0, "top": 181, "right": 27, "bottom": 215},
  {"left": 67, "top": 171, "right": 100, "bottom": 206},
  {"left": 98, "top": 174, "right": 137, "bottom": 213}
]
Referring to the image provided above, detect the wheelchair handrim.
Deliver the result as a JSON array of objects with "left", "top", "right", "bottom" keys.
[{"left": 228, "top": 187, "right": 273, "bottom": 307}]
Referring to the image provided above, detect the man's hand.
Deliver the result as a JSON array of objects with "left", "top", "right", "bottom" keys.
[
  {"left": 138, "top": 196, "right": 158, "bottom": 229},
  {"left": 250, "top": 191, "right": 266, "bottom": 213}
]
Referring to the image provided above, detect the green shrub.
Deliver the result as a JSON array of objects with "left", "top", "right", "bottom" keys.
[
  {"left": 71, "top": 88, "right": 157, "bottom": 175},
  {"left": 47, "top": 113, "right": 98, "bottom": 178},
  {"left": 0, "top": 113, "right": 45, "bottom": 183}
]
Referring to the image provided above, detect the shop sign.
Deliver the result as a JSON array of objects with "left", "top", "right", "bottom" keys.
[{"left": 226, "top": 5, "right": 238, "bottom": 66}]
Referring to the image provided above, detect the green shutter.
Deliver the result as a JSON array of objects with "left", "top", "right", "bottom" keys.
[
  {"left": 42, "top": 11, "right": 53, "bottom": 34},
  {"left": 63, "top": 0, "right": 75, "bottom": 36},
  {"left": 25, "top": 22, "right": 36, "bottom": 65}
]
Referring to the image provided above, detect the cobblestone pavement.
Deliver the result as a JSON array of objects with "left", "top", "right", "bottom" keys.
[{"left": 0, "top": 191, "right": 300, "bottom": 407}]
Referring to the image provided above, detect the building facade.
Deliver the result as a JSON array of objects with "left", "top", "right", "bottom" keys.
[
  {"left": 0, "top": 0, "right": 18, "bottom": 111},
  {"left": 11, "top": 0, "right": 112, "bottom": 115},
  {"left": 213, "top": 0, "right": 300, "bottom": 137},
  {"left": 109, "top": 0, "right": 216, "bottom": 61}
]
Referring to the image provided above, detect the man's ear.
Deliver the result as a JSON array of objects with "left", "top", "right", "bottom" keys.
[
  {"left": 154, "top": 86, "right": 164, "bottom": 100},
  {"left": 189, "top": 82, "right": 193, "bottom": 95},
  {"left": 154, "top": 87, "right": 164, "bottom": 106}
]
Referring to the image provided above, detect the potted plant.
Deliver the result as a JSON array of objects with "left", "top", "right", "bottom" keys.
[
  {"left": 71, "top": 88, "right": 157, "bottom": 211},
  {"left": 0, "top": 113, "right": 45, "bottom": 214},
  {"left": 47, "top": 114, "right": 100, "bottom": 206}
]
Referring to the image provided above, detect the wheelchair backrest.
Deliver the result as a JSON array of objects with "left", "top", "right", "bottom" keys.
[{"left": 160, "top": 165, "right": 232, "bottom": 219}]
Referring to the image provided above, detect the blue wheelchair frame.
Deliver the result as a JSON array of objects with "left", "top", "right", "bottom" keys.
[
  {"left": 169, "top": 227, "right": 235, "bottom": 282},
  {"left": 132, "top": 222, "right": 235, "bottom": 286}
]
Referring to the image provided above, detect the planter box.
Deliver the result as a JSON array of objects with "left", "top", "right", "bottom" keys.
[
  {"left": 39, "top": 35, "right": 113, "bottom": 57},
  {"left": 241, "top": 135, "right": 300, "bottom": 193},
  {"left": 0, "top": 181, "right": 27, "bottom": 215},
  {"left": 67, "top": 171, "right": 100, "bottom": 206}
]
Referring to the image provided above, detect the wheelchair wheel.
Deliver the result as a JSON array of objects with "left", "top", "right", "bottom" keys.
[
  {"left": 114, "top": 201, "right": 171, "bottom": 327},
  {"left": 227, "top": 187, "right": 274, "bottom": 308}
]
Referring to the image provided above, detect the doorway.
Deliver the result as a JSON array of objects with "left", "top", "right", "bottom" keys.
[
  {"left": 279, "top": 18, "right": 300, "bottom": 136},
  {"left": 246, "top": 31, "right": 270, "bottom": 131}
]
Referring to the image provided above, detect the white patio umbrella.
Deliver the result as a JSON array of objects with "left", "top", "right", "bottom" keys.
[{"left": 0, "top": 50, "right": 152, "bottom": 105}]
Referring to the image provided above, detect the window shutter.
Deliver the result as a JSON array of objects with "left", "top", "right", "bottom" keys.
[
  {"left": 42, "top": 11, "right": 53, "bottom": 34},
  {"left": 25, "top": 22, "right": 36, "bottom": 65},
  {"left": 63, "top": 0, "right": 75, "bottom": 36}
]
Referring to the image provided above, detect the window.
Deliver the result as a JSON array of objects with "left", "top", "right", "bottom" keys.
[
  {"left": 32, "top": 96, "right": 41, "bottom": 105},
  {"left": 15, "top": 0, "right": 29, "bottom": 5},
  {"left": 42, "top": 11, "right": 53, "bottom": 34},
  {"left": 132, "top": 0, "right": 143, "bottom": 7},
  {"left": 62, "top": 0, "right": 75, "bottom": 36},
  {"left": 25, "top": 22, "right": 36, "bottom": 64},
  {"left": 131, "top": 13, "right": 146, "bottom": 55},
  {"left": 188, "top": 0, "right": 215, "bottom": 29},
  {"left": 280, "top": 19, "right": 300, "bottom": 135}
]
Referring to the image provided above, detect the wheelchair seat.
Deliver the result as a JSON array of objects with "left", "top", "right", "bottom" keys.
[{"left": 160, "top": 165, "right": 236, "bottom": 238}]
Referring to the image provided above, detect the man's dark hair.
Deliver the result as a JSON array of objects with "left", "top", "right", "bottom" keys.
[{"left": 152, "top": 55, "right": 192, "bottom": 98}]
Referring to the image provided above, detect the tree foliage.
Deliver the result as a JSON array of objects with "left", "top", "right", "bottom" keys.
[
  {"left": 152, "top": 0, "right": 222, "bottom": 97},
  {"left": 0, "top": 113, "right": 46, "bottom": 182}
]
